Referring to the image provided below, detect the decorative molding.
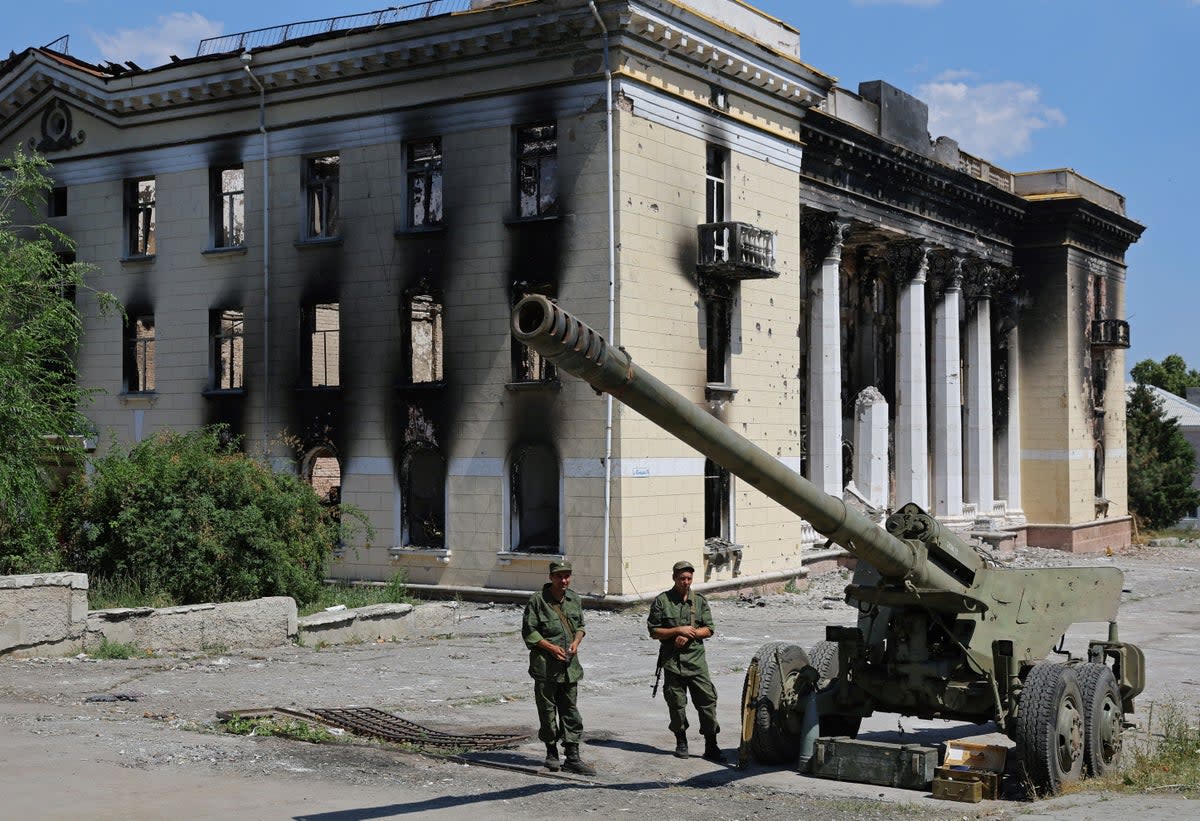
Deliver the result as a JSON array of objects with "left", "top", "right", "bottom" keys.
[
  {"left": 800, "top": 209, "right": 849, "bottom": 273},
  {"left": 28, "top": 99, "right": 84, "bottom": 152},
  {"left": 883, "top": 238, "right": 927, "bottom": 286}
]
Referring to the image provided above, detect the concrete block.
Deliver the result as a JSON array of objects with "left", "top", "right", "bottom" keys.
[{"left": 86, "top": 596, "right": 298, "bottom": 652}]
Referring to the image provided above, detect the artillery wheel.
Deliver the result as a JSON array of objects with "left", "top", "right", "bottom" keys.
[
  {"left": 807, "top": 640, "right": 862, "bottom": 738},
  {"left": 741, "top": 642, "right": 811, "bottom": 764},
  {"left": 1015, "top": 663, "right": 1085, "bottom": 796},
  {"left": 1078, "top": 662, "right": 1123, "bottom": 776}
]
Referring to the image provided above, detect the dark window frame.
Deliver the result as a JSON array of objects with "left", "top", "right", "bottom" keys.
[
  {"left": 211, "top": 165, "right": 246, "bottom": 249},
  {"left": 124, "top": 313, "right": 156, "bottom": 393},
  {"left": 406, "top": 137, "right": 443, "bottom": 229},
  {"left": 515, "top": 123, "right": 558, "bottom": 219},
  {"left": 125, "top": 177, "right": 156, "bottom": 257},
  {"left": 303, "top": 154, "right": 340, "bottom": 240},
  {"left": 210, "top": 308, "right": 245, "bottom": 391}
]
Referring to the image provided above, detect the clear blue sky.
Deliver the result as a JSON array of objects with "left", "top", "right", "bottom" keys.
[{"left": 7, "top": 0, "right": 1197, "bottom": 375}]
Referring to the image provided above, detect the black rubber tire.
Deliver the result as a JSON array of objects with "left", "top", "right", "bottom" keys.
[
  {"left": 1078, "top": 662, "right": 1123, "bottom": 777},
  {"left": 807, "top": 640, "right": 862, "bottom": 738},
  {"left": 741, "top": 641, "right": 810, "bottom": 765},
  {"left": 1015, "top": 663, "right": 1086, "bottom": 796}
]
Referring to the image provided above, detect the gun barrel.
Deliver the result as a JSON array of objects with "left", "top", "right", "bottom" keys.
[{"left": 512, "top": 295, "right": 969, "bottom": 593}]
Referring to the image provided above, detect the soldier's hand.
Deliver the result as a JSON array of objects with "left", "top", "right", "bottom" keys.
[
  {"left": 550, "top": 645, "right": 570, "bottom": 662},
  {"left": 673, "top": 635, "right": 690, "bottom": 649}
]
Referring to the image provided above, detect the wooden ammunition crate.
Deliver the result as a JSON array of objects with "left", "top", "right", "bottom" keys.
[
  {"left": 933, "top": 766, "right": 1000, "bottom": 801},
  {"left": 811, "top": 737, "right": 938, "bottom": 790},
  {"left": 932, "top": 776, "right": 983, "bottom": 803}
]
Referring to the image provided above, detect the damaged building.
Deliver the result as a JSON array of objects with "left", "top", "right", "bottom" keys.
[{"left": 0, "top": 0, "right": 1142, "bottom": 599}]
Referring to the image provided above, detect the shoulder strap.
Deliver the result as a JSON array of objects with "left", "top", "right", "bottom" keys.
[{"left": 547, "top": 597, "right": 575, "bottom": 640}]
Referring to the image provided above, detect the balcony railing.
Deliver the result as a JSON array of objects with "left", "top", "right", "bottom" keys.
[
  {"left": 1090, "top": 319, "right": 1130, "bottom": 349},
  {"left": 696, "top": 222, "right": 778, "bottom": 280}
]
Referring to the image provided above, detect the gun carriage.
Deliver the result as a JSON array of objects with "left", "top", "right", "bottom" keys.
[{"left": 512, "top": 294, "right": 1145, "bottom": 795}]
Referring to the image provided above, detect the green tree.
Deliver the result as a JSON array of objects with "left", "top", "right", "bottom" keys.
[
  {"left": 58, "top": 427, "right": 365, "bottom": 606},
  {"left": 0, "top": 147, "right": 114, "bottom": 573},
  {"left": 1130, "top": 354, "right": 1200, "bottom": 398},
  {"left": 1126, "top": 384, "right": 1200, "bottom": 530}
]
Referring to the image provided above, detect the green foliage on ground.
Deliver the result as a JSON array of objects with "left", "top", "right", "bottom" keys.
[
  {"left": 1086, "top": 700, "right": 1200, "bottom": 797},
  {"left": 222, "top": 714, "right": 334, "bottom": 743},
  {"left": 0, "top": 147, "right": 117, "bottom": 574},
  {"left": 87, "top": 573, "right": 179, "bottom": 610},
  {"left": 298, "top": 571, "right": 416, "bottom": 617},
  {"left": 59, "top": 426, "right": 365, "bottom": 606},
  {"left": 1131, "top": 354, "right": 1200, "bottom": 399},
  {"left": 89, "top": 638, "right": 144, "bottom": 660},
  {"left": 1127, "top": 384, "right": 1200, "bottom": 530}
]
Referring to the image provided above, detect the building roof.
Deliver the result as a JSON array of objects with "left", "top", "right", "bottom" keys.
[{"left": 1129, "top": 383, "right": 1200, "bottom": 429}]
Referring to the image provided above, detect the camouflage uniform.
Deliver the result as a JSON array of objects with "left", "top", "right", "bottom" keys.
[
  {"left": 522, "top": 582, "right": 586, "bottom": 745},
  {"left": 647, "top": 586, "right": 720, "bottom": 737}
]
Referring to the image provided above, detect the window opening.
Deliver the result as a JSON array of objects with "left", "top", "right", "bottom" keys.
[
  {"left": 305, "top": 154, "right": 340, "bottom": 239},
  {"left": 407, "top": 138, "right": 443, "bottom": 228},
  {"left": 125, "top": 314, "right": 156, "bottom": 392},
  {"left": 212, "top": 309, "right": 245, "bottom": 390},
  {"left": 705, "top": 289, "right": 732, "bottom": 385},
  {"left": 213, "top": 166, "right": 245, "bottom": 248},
  {"left": 48, "top": 186, "right": 67, "bottom": 217},
  {"left": 516, "top": 124, "right": 558, "bottom": 218},
  {"left": 305, "top": 302, "right": 340, "bottom": 387},
  {"left": 304, "top": 447, "right": 342, "bottom": 505},
  {"left": 704, "top": 458, "right": 731, "bottom": 541},
  {"left": 405, "top": 292, "right": 444, "bottom": 384},
  {"left": 127, "top": 178, "right": 156, "bottom": 256},
  {"left": 402, "top": 446, "right": 446, "bottom": 548},
  {"left": 510, "top": 443, "right": 560, "bottom": 553}
]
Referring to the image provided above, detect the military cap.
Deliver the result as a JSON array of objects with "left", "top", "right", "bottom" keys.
[
  {"left": 672, "top": 560, "right": 695, "bottom": 574},
  {"left": 549, "top": 559, "right": 573, "bottom": 575}
]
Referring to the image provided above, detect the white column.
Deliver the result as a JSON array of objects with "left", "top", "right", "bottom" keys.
[
  {"left": 853, "top": 386, "right": 890, "bottom": 511},
  {"left": 964, "top": 297, "right": 994, "bottom": 517},
  {"left": 997, "top": 327, "right": 1024, "bottom": 516},
  {"left": 809, "top": 223, "right": 848, "bottom": 496},
  {"left": 932, "top": 274, "right": 963, "bottom": 517},
  {"left": 895, "top": 265, "right": 929, "bottom": 508}
]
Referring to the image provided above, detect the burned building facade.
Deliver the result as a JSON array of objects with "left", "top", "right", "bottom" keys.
[{"left": 0, "top": 0, "right": 1141, "bottom": 598}]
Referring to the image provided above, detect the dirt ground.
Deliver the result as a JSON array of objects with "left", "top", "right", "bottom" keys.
[{"left": 2, "top": 541, "right": 1199, "bottom": 821}]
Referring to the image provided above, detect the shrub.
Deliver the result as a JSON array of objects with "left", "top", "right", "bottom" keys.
[
  {"left": 1127, "top": 384, "right": 1200, "bottom": 530},
  {"left": 59, "top": 427, "right": 360, "bottom": 606}
]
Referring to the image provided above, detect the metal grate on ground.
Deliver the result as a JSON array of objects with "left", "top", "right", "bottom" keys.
[{"left": 217, "top": 706, "right": 530, "bottom": 751}]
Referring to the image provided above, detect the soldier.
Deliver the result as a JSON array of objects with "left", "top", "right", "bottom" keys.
[
  {"left": 521, "top": 559, "right": 597, "bottom": 775},
  {"left": 647, "top": 560, "right": 726, "bottom": 762}
]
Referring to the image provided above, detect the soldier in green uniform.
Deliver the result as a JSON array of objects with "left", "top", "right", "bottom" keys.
[
  {"left": 647, "top": 560, "right": 726, "bottom": 762},
  {"left": 521, "top": 559, "right": 597, "bottom": 775}
]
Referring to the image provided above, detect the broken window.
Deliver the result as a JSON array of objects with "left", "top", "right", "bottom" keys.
[
  {"left": 1094, "top": 442, "right": 1106, "bottom": 500},
  {"left": 126, "top": 177, "right": 156, "bottom": 256},
  {"left": 510, "top": 443, "right": 560, "bottom": 553},
  {"left": 124, "top": 314, "right": 156, "bottom": 393},
  {"left": 401, "top": 446, "right": 446, "bottom": 548},
  {"left": 304, "top": 154, "right": 340, "bottom": 239},
  {"left": 704, "top": 458, "right": 731, "bottom": 541},
  {"left": 516, "top": 124, "right": 558, "bottom": 219},
  {"left": 304, "top": 446, "right": 342, "bottom": 505},
  {"left": 48, "top": 186, "right": 67, "bottom": 217},
  {"left": 211, "top": 165, "right": 245, "bottom": 248},
  {"left": 211, "top": 308, "right": 245, "bottom": 390},
  {"left": 705, "top": 286, "right": 732, "bottom": 386},
  {"left": 404, "top": 291, "right": 444, "bottom": 384},
  {"left": 406, "top": 138, "right": 443, "bottom": 228},
  {"left": 303, "top": 302, "right": 340, "bottom": 387}
]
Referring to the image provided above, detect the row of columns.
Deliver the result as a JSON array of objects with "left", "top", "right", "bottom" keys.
[{"left": 803, "top": 213, "right": 1022, "bottom": 521}]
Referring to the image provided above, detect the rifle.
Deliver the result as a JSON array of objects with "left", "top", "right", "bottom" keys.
[{"left": 651, "top": 639, "right": 671, "bottom": 697}]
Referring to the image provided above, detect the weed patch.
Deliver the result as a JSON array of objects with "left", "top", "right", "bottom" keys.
[{"left": 222, "top": 714, "right": 334, "bottom": 744}]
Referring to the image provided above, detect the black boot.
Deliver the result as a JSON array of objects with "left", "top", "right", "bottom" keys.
[
  {"left": 673, "top": 732, "right": 689, "bottom": 758},
  {"left": 544, "top": 742, "right": 561, "bottom": 771},
  {"left": 702, "top": 734, "right": 726, "bottom": 763},
  {"left": 562, "top": 743, "right": 597, "bottom": 775}
]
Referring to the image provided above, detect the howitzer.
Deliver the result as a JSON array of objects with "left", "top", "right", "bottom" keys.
[{"left": 512, "top": 294, "right": 1145, "bottom": 795}]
